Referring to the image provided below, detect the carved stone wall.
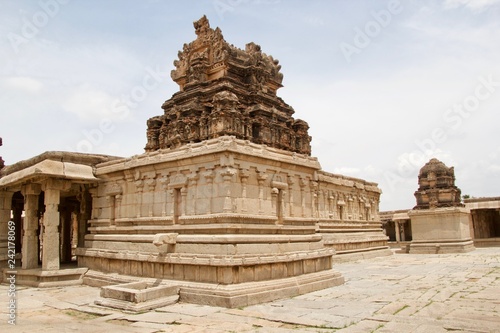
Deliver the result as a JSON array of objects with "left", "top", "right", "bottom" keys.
[{"left": 145, "top": 16, "right": 311, "bottom": 155}]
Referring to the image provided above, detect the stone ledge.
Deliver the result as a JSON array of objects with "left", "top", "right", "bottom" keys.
[
  {"left": 88, "top": 223, "right": 316, "bottom": 235},
  {"left": 76, "top": 248, "right": 336, "bottom": 266},
  {"left": 84, "top": 233, "right": 323, "bottom": 244},
  {"left": 96, "top": 136, "right": 321, "bottom": 175},
  {"left": 2, "top": 267, "right": 88, "bottom": 287},
  {"left": 178, "top": 269, "right": 344, "bottom": 308},
  {"left": 409, "top": 240, "right": 475, "bottom": 254},
  {"left": 95, "top": 295, "right": 179, "bottom": 312}
]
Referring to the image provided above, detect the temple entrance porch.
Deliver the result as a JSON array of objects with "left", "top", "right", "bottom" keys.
[{"left": 0, "top": 152, "right": 118, "bottom": 286}]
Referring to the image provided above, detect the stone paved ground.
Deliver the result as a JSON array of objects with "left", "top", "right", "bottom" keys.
[{"left": 1, "top": 248, "right": 499, "bottom": 332}]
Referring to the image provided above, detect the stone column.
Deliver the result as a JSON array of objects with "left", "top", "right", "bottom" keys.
[
  {"left": 0, "top": 190, "right": 14, "bottom": 266},
  {"left": 41, "top": 179, "right": 69, "bottom": 271},
  {"left": 394, "top": 221, "right": 401, "bottom": 242},
  {"left": 21, "top": 184, "right": 41, "bottom": 269},
  {"left": 12, "top": 197, "right": 23, "bottom": 254},
  {"left": 77, "top": 186, "right": 91, "bottom": 248}
]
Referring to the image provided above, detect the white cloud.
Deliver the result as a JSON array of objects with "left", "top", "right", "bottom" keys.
[
  {"left": 61, "top": 83, "right": 132, "bottom": 123},
  {"left": 1, "top": 76, "right": 43, "bottom": 93},
  {"left": 444, "top": 0, "right": 500, "bottom": 11}
]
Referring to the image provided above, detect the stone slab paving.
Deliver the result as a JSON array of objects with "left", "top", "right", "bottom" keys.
[{"left": 1, "top": 248, "right": 499, "bottom": 332}]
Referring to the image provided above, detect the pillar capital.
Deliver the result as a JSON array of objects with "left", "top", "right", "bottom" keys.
[
  {"left": 21, "top": 183, "right": 41, "bottom": 196},
  {"left": 42, "top": 178, "right": 71, "bottom": 192}
]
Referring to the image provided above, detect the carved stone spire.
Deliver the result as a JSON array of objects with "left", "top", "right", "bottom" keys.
[
  {"left": 145, "top": 16, "right": 312, "bottom": 155},
  {"left": 414, "top": 158, "right": 463, "bottom": 209}
]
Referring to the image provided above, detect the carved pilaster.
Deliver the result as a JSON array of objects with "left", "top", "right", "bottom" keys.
[
  {"left": 135, "top": 179, "right": 144, "bottom": 218},
  {"left": 220, "top": 167, "right": 237, "bottom": 213},
  {"left": 287, "top": 175, "right": 295, "bottom": 217},
  {"left": 145, "top": 175, "right": 156, "bottom": 217},
  {"left": 240, "top": 169, "right": 249, "bottom": 213},
  {"left": 257, "top": 171, "right": 268, "bottom": 215},
  {"left": 202, "top": 169, "right": 214, "bottom": 214},
  {"left": 159, "top": 174, "right": 169, "bottom": 217},
  {"left": 299, "top": 177, "right": 308, "bottom": 217},
  {"left": 310, "top": 181, "right": 318, "bottom": 218},
  {"left": 187, "top": 172, "right": 199, "bottom": 215}
]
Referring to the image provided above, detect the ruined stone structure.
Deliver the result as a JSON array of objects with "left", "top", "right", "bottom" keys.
[
  {"left": 408, "top": 158, "right": 474, "bottom": 254},
  {"left": 0, "top": 16, "right": 389, "bottom": 307}
]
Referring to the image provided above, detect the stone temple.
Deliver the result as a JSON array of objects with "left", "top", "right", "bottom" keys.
[
  {"left": 0, "top": 16, "right": 390, "bottom": 308},
  {"left": 408, "top": 158, "right": 475, "bottom": 254}
]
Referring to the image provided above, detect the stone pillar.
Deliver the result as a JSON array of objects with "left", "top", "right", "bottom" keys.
[
  {"left": 41, "top": 179, "right": 69, "bottom": 271},
  {"left": 394, "top": 221, "right": 401, "bottom": 242},
  {"left": 21, "top": 184, "right": 41, "bottom": 269},
  {"left": 12, "top": 197, "right": 23, "bottom": 254},
  {"left": 77, "top": 187, "right": 91, "bottom": 248},
  {"left": 0, "top": 190, "right": 14, "bottom": 267}
]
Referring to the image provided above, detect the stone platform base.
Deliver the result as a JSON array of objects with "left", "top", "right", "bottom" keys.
[
  {"left": 85, "top": 268, "right": 344, "bottom": 308},
  {"left": 408, "top": 207, "right": 476, "bottom": 254},
  {"left": 95, "top": 282, "right": 180, "bottom": 312},
  {"left": 331, "top": 247, "right": 393, "bottom": 263},
  {"left": 179, "top": 269, "right": 344, "bottom": 308},
  {"left": 2, "top": 267, "right": 88, "bottom": 287},
  {"left": 409, "top": 240, "right": 476, "bottom": 254}
]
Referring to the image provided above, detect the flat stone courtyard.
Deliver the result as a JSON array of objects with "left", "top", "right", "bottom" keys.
[{"left": 2, "top": 248, "right": 499, "bottom": 333}]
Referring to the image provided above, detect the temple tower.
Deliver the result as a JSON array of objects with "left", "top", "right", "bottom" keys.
[{"left": 409, "top": 158, "right": 475, "bottom": 254}]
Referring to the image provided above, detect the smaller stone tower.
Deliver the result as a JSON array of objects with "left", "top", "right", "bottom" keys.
[
  {"left": 414, "top": 158, "right": 462, "bottom": 209},
  {"left": 408, "top": 158, "right": 474, "bottom": 254}
]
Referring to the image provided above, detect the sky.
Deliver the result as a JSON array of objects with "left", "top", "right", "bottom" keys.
[{"left": 1, "top": 0, "right": 499, "bottom": 211}]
